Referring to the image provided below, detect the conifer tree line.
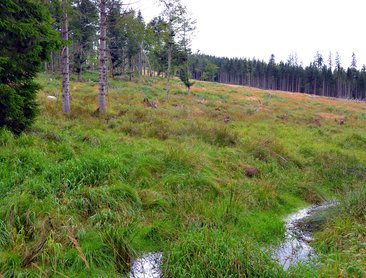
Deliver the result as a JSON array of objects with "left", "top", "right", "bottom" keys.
[
  {"left": 189, "top": 52, "right": 366, "bottom": 99},
  {"left": 45, "top": 0, "right": 194, "bottom": 86}
]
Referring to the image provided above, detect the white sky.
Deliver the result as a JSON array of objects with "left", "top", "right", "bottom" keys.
[{"left": 129, "top": 0, "right": 366, "bottom": 68}]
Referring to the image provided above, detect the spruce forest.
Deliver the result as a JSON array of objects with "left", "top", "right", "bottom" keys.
[
  {"left": 0, "top": 0, "right": 365, "bottom": 277},
  {"left": 190, "top": 53, "right": 366, "bottom": 99}
]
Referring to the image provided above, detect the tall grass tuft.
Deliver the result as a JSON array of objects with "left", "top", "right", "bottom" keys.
[
  {"left": 0, "top": 220, "right": 10, "bottom": 248},
  {"left": 165, "top": 228, "right": 285, "bottom": 277},
  {"left": 103, "top": 225, "right": 136, "bottom": 275},
  {"left": 342, "top": 185, "right": 366, "bottom": 218}
]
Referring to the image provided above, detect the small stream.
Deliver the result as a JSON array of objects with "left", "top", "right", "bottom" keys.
[
  {"left": 272, "top": 201, "right": 337, "bottom": 270},
  {"left": 129, "top": 201, "right": 337, "bottom": 276},
  {"left": 130, "top": 252, "right": 163, "bottom": 278}
]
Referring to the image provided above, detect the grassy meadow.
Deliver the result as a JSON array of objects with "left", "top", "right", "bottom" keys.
[{"left": 0, "top": 73, "right": 365, "bottom": 277}]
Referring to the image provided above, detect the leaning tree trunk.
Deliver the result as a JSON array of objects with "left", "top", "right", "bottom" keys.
[
  {"left": 61, "top": 0, "right": 71, "bottom": 113},
  {"left": 98, "top": 0, "right": 107, "bottom": 113}
]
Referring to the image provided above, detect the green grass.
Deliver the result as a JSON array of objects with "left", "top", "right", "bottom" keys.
[{"left": 0, "top": 73, "right": 365, "bottom": 276}]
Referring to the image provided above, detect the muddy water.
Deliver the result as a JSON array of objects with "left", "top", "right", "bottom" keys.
[
  {"left": 272, "top": 201, "right": 337, "bottom": 270},
  {"left": 129, "top": 252, "right": 163, "bottom": 278}
]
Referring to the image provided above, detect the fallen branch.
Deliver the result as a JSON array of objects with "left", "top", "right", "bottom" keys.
[
  {"left": 66, "top": 227, "right": 90, "bottom": 269},
  {"left": 22, "top": 217, "right": 52, "bottom": 267}
]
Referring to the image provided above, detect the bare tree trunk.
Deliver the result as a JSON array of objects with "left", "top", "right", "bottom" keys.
[
  {"left": 51, "top": 52, "right": 54, "bottom": 74},
  {"left": 129, "top": 57, "right": 133, "bottom": 81},
  {"left": 165, "top": 17, "right": 173, "bottom": 101},
  {"left": 139, "top": 42, "right": 144, "bottom": 76},
  {"left": 98, "top": 0, "right": 107, "bottom": 113},
  {"left": 61, "top": 0, "right": 71, "bottom": 113},
  {"left": 184, "top": 32, "right": 191, "bottom": 96},
  {"left": 166, "top": 43, "right": 173, "bottom": 100},
  {"left": 186, "top": 61, "right": 191, "bottom": 96}
]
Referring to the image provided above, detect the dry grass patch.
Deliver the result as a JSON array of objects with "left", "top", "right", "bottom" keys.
[{"left": 317, "top": 112, "right": 346, "bottom": 121}]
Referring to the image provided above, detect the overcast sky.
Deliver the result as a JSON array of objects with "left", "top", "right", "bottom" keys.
[{"left": 130, "top": 0, "right": 366, "bottom": 68}]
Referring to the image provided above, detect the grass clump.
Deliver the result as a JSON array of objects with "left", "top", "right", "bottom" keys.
[
  {"left": 0, "top": 220, "right": 10, "bottom": 248},
  {"left": 165, "top": 228, "right": 285, "bottom": 277},
  {"left": 46, "top": 154, "right": 118, "bottom": 190},
  {"left": 341, "top": 185, "right": 366, "bottom": 219}
]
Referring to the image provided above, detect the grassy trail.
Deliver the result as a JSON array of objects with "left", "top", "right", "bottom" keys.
[{"left": 0, "top": 74, "right": 365, "bottom": 277}]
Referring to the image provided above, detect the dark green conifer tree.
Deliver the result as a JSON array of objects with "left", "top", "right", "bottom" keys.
[
  {"left": 0, "top": 0, "right": 59, "bottom": 134},
  {"left": 107, "top": 0, "right": 126, "bottom": 78},
  {"left": 70, "top": 0, "right": 98, "bottom": 81}
]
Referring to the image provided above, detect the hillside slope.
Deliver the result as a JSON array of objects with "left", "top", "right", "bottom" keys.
[{"left": 0, "top": 74, "right": 365, "bottom": 277}]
